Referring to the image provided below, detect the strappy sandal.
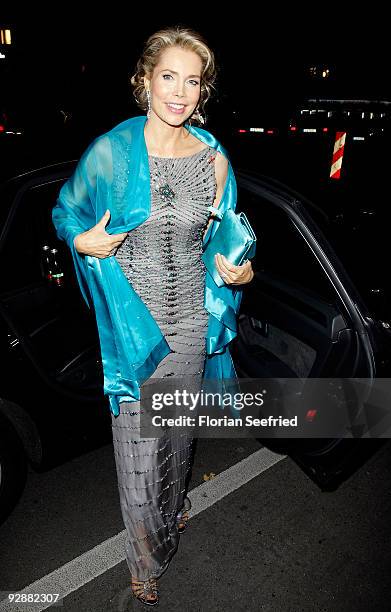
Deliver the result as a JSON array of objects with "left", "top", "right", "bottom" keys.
[
  {"left": 176, "top": 509, "right": 190, "bottom": 533},
  {"left": 131, "top": 576, "right": 159, "bottom": 607}
]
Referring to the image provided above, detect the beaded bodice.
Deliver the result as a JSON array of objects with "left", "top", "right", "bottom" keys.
[{"left": 114, "top": 144, "right": 217, "bottom": 323}]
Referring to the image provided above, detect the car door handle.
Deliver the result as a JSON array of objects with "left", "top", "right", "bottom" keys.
[{"left": 249, "top": 316, "right": 269, "bottom": 337}]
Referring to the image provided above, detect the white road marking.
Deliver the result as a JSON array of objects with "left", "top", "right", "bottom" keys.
[{"left": 0, "top": 447, "right": 286, "bottom": 611}]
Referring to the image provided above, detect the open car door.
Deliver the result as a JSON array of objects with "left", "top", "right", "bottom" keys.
[{"left": 231, "top": 172, "right": 382, "bottom": 490}]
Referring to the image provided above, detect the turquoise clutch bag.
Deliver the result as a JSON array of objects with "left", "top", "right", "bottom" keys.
[{"left": 202, "top": 206, "right": 257, "bottom": 287}]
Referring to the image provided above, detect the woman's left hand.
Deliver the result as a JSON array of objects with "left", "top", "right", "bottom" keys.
[{"left": 214, "top": 253, "right": 254, "bottom": 285}]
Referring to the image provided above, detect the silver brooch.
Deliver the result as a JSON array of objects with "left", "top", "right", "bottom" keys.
[{"left": 156, "top": 182, "right": 176, "bottom": 202}]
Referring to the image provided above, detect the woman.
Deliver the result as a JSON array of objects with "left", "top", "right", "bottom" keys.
[{"left": 52, "top": 25, "right": 253, "bottom": 606}]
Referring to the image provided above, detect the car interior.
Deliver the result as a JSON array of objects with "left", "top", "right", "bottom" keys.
[
  {"left": 230, "top": 186, "right": 374, "bottom": 452},
  {"left": 0, "top": 176, "right": 103, "bottom": 399}
]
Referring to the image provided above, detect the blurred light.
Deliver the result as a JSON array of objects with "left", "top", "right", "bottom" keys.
[
  {"left": 249, "top": 127, "right": 264, "bottom": 132},
  {"left": 308, "top": 66, "right": 330, "bottom": 79},
  {"left": 290, "top": 126, "right": 297, "bottom": 131},
  {"left": 238, "top": 129, "right": 247, "bottom": 133},
  {"left": 266, "top": 129, "right": 274, "bottom": 134},
  {"left": 0, "top": 124, "right": 5, "bottom": 132},
  {"left": 0, "top": 52, "right": 5, "bottom": 59},
  {"left": 353, "top": 136, "right": 365, "bottom": 141},
  {"left": 0, "top": 29, "right": 12, "bottom": 45},
  {"left": 322, "top": 127, "right": 328, "bottom": 132}
]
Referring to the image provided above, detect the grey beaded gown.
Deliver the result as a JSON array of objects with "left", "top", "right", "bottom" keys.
[{"left": 111, "top": 144, "right": 218, "bottom": 581}]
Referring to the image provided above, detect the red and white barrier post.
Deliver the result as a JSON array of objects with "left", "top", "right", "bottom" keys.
[{"left": 330, "top": 131, "right": 346, "bottom": 180}]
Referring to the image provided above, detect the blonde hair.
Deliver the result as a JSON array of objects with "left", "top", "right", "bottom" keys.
[{"left": 130, "top": 24, "right": 218, "bottom": 126}]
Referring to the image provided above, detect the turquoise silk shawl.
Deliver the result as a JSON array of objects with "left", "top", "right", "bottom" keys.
[{"left": 52, "top": 115, "right": 243, "bottom": 417}]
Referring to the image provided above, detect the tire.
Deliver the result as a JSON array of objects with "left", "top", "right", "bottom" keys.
[{"left": 0, "top": 417, "right": 28, "bottom": 526}]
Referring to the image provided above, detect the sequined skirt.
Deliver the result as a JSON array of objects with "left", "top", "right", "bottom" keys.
[
  {"left": 111, "top": 308, "right": 207, "bottom": 581},
  {"left": 111, "top": 400, "right": 194, "bottom": 580}
]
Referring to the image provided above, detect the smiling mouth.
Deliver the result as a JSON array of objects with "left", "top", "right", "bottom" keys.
[{"left": 166, "top": 103, "right": 186, "bottom": 112}]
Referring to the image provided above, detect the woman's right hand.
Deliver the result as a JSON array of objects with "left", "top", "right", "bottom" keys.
[{"left": 73, "top": 209, "right": 128, "bottom": 258}]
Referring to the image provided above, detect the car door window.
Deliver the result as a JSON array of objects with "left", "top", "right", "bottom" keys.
[
  {"left": 0, "top": 178, "right": 101, "bottom": 394},
  {"left": 238, "top": 189, "right": 338, "bottom": 305},
  {"left": 234, "top": 186, "right": 362, "bottom": 380},
  {"left": 0, "top": 179, "right": 74, "bottom": 293}
]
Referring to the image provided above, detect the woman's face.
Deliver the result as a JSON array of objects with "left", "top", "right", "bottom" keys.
[{"left": 144, "top": 46, "right": 202, "bottom": 126}]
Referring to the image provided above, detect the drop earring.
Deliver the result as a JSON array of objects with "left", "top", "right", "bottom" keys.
[
  {"left": 194, "top": 107, "right": 205, "bottom": 125},
  {"left": 146, "top": 89, "right": 151, "bottom": 119}
]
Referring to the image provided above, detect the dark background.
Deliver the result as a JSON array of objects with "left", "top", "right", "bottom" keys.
[
  {"left": 0, "top": 11, "right": 389, "bottom": 191},
  {"left": 1, "top": 12, "right": 389, "bottom": 130}
]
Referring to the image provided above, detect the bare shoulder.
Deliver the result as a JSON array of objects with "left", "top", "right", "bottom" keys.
[
  {"left": 209, "top": 151, "right": 229, "bottom": 212},
  {"left": 202, "top": 151, "right": 229, "bottom": 236},
  {"left": 214, "top": 151, "right": 229, "bottom": 190}
]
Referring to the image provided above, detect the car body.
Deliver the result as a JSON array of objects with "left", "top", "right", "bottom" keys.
[
  {"left": 231, "top": 169, "right": 390, "bottom": 479},
  {"left": 0, "top": 161, "right": 112, "bottom": 525},
  {"left": 0, "top": 159, "right": 388, "bottom": 526}
]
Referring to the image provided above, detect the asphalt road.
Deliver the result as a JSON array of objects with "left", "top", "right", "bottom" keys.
[{"left": 0, "top": 434, "right": 390, "bottom": 611}]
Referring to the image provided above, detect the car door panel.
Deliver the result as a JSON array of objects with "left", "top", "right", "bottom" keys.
[
  {"left": 0, "top": 174, "right": 103, "bottom": 403},
  {"left": 232, "top": 174, "right": 378, "bottom": 488},
  {"left": 233, "top": 272, "right": 366, "bottom": 379}
]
